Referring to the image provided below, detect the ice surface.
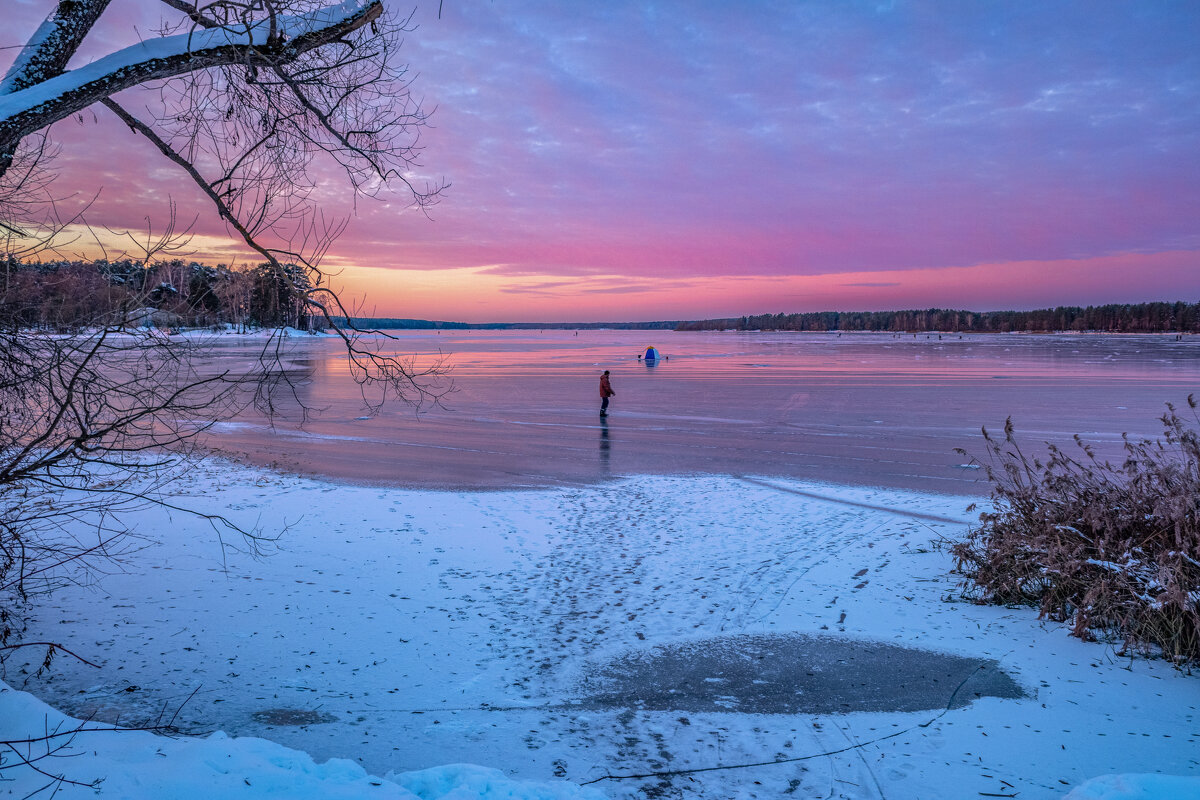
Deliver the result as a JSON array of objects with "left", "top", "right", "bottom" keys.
[{"left": 196, "top": 330, "right": 1200, "bottom": 493}]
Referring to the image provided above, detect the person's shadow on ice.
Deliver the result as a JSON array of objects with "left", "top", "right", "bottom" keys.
[{"left": 599, "top": 418, "right": 610, "bottom": 473}]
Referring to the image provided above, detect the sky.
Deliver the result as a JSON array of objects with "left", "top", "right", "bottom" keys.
[{"left": 5, "top": 0, "right": 1200, "bottom": 322}]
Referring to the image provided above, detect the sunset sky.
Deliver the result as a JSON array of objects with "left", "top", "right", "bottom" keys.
[{"left": 7, "top": 0, "right": 1200, "bottom": 321}]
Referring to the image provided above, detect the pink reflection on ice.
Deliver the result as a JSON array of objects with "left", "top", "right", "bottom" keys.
[{"left": 199, "top": 330, "right": 1200, "bottom": 493}]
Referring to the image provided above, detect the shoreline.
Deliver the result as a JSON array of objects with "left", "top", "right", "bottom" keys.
[{"left": 202, "top": 440, "right": 993, "bottom": 496}]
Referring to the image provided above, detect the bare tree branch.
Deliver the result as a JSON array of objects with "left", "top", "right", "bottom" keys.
[
  {"left": 0, "top": 0, "right": 382, "bottom": 174},
  {"left": 103, "top": 98, "right": 276, "bottom": 264}
]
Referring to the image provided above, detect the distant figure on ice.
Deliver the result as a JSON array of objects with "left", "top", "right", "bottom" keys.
[{"left": 599, "top": 370, "right": 615, "bottom": 417}]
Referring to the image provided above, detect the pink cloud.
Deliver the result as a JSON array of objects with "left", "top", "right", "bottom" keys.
[{"left": 5, "top": 1, "right": 1198, "bottom": 323}]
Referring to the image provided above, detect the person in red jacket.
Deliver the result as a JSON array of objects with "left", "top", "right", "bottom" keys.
[{"left": 599, "top": 370, "right": 615, "bottom": 417}]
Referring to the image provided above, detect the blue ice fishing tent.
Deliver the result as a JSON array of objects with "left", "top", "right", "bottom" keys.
[{"left": 643, "top": 346, "right": 660, "bottom": 362}]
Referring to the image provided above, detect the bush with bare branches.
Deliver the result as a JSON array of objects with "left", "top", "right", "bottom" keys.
[
  {"left": 0, "top": 324, "right": 254, "bottom": 664},
  {"left": 953, "top": 397, "right": 1200, "bottom": 667}
]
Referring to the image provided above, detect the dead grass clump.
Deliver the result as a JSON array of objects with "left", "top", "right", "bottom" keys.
[{"left": 953, "top": 396, "right": 1200, "bottom": 667}]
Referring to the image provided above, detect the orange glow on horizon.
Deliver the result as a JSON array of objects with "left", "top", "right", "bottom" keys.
[
  {"left": 328, "top": 250, "right": 1200, "bottom": 323},
  {"left": 28, "top": 224, "right": 1197, "bottom": 323}
]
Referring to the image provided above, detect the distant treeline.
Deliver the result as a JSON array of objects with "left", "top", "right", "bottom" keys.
[
  {"left": 675, "top": 303, "right": 1200, "bottom": 333},
  {"left": 1, "top": 256, "right": 315, "bottom": 331},
  {"left": 4, "top": 257, "right": 1196, "bottom": 334}
]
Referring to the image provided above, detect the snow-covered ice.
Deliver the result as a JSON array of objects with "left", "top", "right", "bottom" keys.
[
  {"left": 3, "top": 331, "right": 1199, "bottom": 798},
  {"left": 4, "top": 461, "right": 1198, "bottom": 799}
]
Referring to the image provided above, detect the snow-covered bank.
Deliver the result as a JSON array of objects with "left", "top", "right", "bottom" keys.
[
  {"left": 3, "top": 461, "right": 1198, "bottom": 798},
  {"left": 0, "top": 680, "right": 602, "bottom": 798}
]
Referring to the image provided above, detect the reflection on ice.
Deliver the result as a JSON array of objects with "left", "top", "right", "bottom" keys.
[{"left": 198, "top": 330, "right": 1200, "bottom": 493}]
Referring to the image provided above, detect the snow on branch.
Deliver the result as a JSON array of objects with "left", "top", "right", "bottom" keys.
[
  {"left": 0, "top": 0, "right": 380, "bottom": 154},
  {"left": 0, "top": 0, "right": 114, "bottom": 96}
]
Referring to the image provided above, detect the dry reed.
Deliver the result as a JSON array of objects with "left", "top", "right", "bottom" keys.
[{"left": 953, "top": 395, "right": 1200, "bottom": 667}]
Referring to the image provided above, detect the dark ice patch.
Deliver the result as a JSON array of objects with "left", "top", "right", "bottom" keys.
[
  {"left": 250, "top": 708, "right": 337, "bottom": 726},
  {"left": 577, "top": 633, "right": 1025, "bottom": 714}
]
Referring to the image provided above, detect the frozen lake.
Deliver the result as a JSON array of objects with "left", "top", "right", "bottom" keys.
[
  {"left": 11, "top": 331, "right": 1200, "bottom": 798},
  {"left": 203, "top": 330, "right": 1200, "bottom": 493}
]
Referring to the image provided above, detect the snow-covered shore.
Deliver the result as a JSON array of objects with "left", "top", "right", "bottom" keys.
[
  {"left": 0, "top": 681, "right": 603, "bottom": 798},
  {"left": 2, "top": 459, "right": 1198, "bottom": 798}
]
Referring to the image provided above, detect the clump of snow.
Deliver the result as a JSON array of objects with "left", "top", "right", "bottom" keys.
[
  {"left": 0, "top": 681, "right": 605, "bottom": 799},
  {"left": 394, "top": 764, "right": 607, "bottom": 800},
  {"left": 1064, "top": 774, "right": 1200, "bottom": 800}
]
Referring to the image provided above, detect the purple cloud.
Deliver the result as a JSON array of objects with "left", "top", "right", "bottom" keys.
[{"left": 5, "top": 0, "right": 1198, "bottom": 316}]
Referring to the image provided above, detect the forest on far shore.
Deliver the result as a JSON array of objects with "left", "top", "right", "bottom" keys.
[
  {"left": 675, "top": 303, "right": 1200, "bottom": 333},
  {"left": 0, "top": 257, "right": 313, "bottom": 331},
  {"left": 2, "top": 257, "right": 1198, "bottom": 334}
]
